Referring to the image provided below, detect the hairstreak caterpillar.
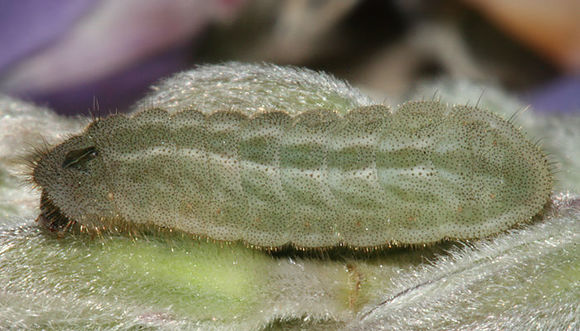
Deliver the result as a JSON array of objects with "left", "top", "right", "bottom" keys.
[{"left": 30, "top": 63, "right": 552, "bottom": 249}]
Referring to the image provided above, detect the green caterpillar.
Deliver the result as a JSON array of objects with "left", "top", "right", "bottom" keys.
[{"left": 31, "top": 63, "right": 552, "bottom": 249}]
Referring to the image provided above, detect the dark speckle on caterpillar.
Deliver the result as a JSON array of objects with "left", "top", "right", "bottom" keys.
[{"left": 30, "top": 63, "right": 553, "bottom": 249}]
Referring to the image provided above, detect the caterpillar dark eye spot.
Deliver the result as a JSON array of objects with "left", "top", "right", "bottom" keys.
[{"left": 62, "top": 146, "right": 98, "bottom": 170}]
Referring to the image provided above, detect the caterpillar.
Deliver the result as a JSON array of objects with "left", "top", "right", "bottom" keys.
[{"left": 30, "top": 63, "right": 553, "bottom": 249}]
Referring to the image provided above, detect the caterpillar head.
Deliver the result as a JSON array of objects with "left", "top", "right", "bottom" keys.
[{"left": 32, "top": 134, "right": 114, "bottom": 232}]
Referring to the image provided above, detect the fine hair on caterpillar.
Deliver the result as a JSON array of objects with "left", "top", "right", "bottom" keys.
[{"left": 29, "top": 63, "right": 553, "bottom": 250}]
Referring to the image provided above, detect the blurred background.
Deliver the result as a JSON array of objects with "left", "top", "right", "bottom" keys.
[{"left": 1, "top": 0, "right": 579, "bottom": 115}]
